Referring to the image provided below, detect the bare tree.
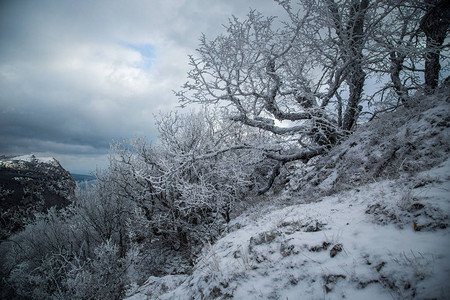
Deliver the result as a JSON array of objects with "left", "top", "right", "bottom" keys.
[
  {"left": 321, "top": 0, "right": 371, "bottom": 130},
  {"left": 366, "top": 0, "right": 449, "bottom": 107},
  {"left": 178, "top": 0, "right": 448, "bottom": 159},
  {"left": 177, "top": 1, "right": 411, "bottom": 162},
  {"left": 176, "top": 10, "right": 338, "bottom": 168},
  {"left": 106, "top": 110, "right": 270, "bottom": 250}
]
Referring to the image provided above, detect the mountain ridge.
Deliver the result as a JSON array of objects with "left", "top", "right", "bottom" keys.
[{"left": 0, "top": 154, "right": 76, "bottom": 240}]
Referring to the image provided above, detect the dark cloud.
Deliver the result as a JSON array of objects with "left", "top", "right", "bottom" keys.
[{"left": 0, "top": 0, "right": 283, "bottom": 173}]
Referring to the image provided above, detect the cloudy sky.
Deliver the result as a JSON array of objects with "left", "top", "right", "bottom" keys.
[{"left": 0, "top": 0, "right": 286, "bottom": 174}]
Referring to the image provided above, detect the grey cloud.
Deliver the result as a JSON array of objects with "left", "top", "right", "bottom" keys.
[{"left": 0, "top": 0, "right": 283, "bottom": 173}]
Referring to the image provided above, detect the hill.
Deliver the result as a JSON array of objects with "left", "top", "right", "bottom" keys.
[
  {"left": 71, "top": 173, "right": 97, "bottom": 189},
  {"left": 71, "top": 173, "right": 96, "bottom": 183},
  {"left": 0, "top": 154, "right": 76, "bottom": 240},
  {"left": 126, "top": 93, "right": 450, "bottom": 299}
]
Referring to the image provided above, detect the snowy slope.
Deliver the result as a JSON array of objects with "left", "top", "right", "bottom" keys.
[
  {"left": 13, "top": 154, "right": 58, "bottom": 165},
  {"left": 289, "top": 93, "right": 450, "bottom": 197},
  {"left": 127, "top": 158, "right": 449, "bottom": 299},
  {"left": 126, "top": 95, "right": 449, "bottom": 299}
]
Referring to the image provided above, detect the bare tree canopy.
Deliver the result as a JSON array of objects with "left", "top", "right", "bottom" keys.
[{"left": 177, "top": 0, "right": 448, "bottom": 156}]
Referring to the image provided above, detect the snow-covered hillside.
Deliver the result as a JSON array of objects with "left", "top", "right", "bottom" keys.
[
  {"left": 0, "top": 154, "right": 76, "bottom": 240},
  {"left": 126, "top": 95, "right": 449, "bottom": 299},
  {"left": 127, "top": 160, "right": 449, "bottom": 299}
]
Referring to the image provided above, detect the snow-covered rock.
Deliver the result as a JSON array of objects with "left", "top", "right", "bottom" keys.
[
  {"left": 11, "top": 154, "right": 60, "bottom": 166},
  {"left": 0, "top": 154, "right": 76, "bottom": 239}
]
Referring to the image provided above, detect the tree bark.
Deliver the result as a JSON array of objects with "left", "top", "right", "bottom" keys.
[
  {"left": 327, "top": 0, "right": 369, "bottom": 132},
  {"left": 420, "top": 0, "right": 450, "bottom": 94},
  {"left": 341, "top": 0, "right": 369, "bottom": 131},
  {"left": 342, "top": 65, "right": 365, "bottom": 131},
  {"left": 257, "top": 162, "right": 282, "bottom": 195},
  {"left": 389, "top": 51, "right": 409, "bottom": 105}
]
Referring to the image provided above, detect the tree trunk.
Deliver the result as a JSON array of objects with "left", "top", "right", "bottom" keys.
[
  {"left": 420, "top": 0, "right": 450, "bottom": 94},
  {"left": 329, "top": 0, "right": 369, "bottom": 132},
  {"left": 342, "top": 65, "right": 365, "bottom": 131},
  {"left": 389, "top": 51, "right": 409, "bottom": 105}
]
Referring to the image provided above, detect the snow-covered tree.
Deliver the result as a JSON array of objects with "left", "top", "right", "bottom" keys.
[
  {"left": 361, "top": 0, "right": 449, "bottom": 109},
  {"left": 0, "top": 184, "right": 140, "bottom": 299},
  {"left": 176, "top": 0, "right": 448, "bottom": 166},
  {"left": 176, "top": 3, "right": 382, "bottom": 174},
  {"left": 106, "top": 110, "right": 270, "bottom": 251},
  {"left": 176, "top": 10, "right": 337, "bottom": 162}
]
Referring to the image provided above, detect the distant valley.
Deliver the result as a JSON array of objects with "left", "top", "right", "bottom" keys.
[{"left": 71, "top": 173, "right": 97, "bottom": 187}]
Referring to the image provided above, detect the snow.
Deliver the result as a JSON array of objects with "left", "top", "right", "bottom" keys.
[
  {"left": 0, "top": 154, "right": 59, "bottom": 168},
  {"left": 126, "top": 275, "right": 188, "bottom": 300},
  {"left": 127, "top": 158, "right": 450, "bottom": 299},
  {"left": 13, "top": 154, "right": 58, "bottom": 165},
  {"left": 125, "top": 96, "right": 450, "bottom": 299},
  {"left": 0, "top": 155, "right": 61, "bottom": 174}
]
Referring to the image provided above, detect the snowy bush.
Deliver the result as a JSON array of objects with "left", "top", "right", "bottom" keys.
[
  {"left": 0, "top": 183, "right": 143, "bottom": 299},
  {"left": 104, "top": 110, "right": 274, "bottom": 255},
  {"left": 63, "top": 240, "right": 128, "bottom": 299}
]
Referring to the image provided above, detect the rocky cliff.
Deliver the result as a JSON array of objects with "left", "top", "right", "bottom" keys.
[{"left": 0, "top": 154, "right": 76, "bottom": 240}]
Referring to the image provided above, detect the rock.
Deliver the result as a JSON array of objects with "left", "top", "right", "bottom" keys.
[
  {"left": 305, "top": 221, "right": 325, "bottom": 232},
  {"left": 358, "top": 279, "right": 379, "bottom": 289},
  {"left": 250, "top": 230, "right": 280, "bottom": 248},
  {"left": 376, "top": 261, "right": 386, "bottom": 272},
  {"left": 0, "top": 155, "right": 76, "bottom": 239},
  {"left": 330, "top": 244, "right": 343, "bottom": 258},
  {"left": 309, "top": 241, "right": 331, "bottom": 252},
  {"left": 323, "top": 274, "right": 346, "bottom": 293},
  {"left": 280, "top": 241, "right": 295, "bottom": 257}
]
